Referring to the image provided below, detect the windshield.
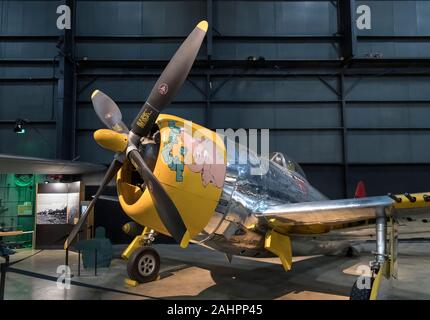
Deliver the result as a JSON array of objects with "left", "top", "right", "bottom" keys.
[{"left": 269, "top": 152, "right": 307, "bottom": 179}]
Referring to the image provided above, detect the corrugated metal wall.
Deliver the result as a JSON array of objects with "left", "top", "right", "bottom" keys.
[{"left": 2, "top": 0, "right": 430, "bottom": 198}]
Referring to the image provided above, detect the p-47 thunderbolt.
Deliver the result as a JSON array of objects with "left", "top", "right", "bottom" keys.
[{"left": 64, "top": 20, "right": 430, "bottom": 300}]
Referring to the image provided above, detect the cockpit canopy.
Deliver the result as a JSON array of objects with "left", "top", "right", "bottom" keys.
[{"left": 270, "top": 152, "right": 306, "bottom": 179}]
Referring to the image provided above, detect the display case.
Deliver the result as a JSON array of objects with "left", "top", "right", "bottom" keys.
[{"left": 0, "top": 174, "right": 36, "bottom": 248}]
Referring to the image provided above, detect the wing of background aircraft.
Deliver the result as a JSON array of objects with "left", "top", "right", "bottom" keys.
[
  {"left": 0, "top": 154, "right": 106, "bottom": 174},
  {"left": 96, "top": 195, "right": 119, "bottom": 202}
]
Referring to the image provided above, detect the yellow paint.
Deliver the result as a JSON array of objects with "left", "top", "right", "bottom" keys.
[
  {"left": 289, "top": 224, "right": 328, "bottom": 234},
  {"left": 393, "top": 192, "right": 430, "bottom": 209},
  {"left": 121, "top": 235, "right": 143, "bottom": 260},
  {"left": 180, "top": 230, "right": 190, "bottom": 248},
  {"left": 370, "top": 262, "right": 387, "bottom": 300},
  {"left": 117, "top": 114, "right": 226, "bottom": 241},
  {"left": 268, "top": 217, "right": 388, "bottom": 236},
  {"left": 124, "top": 278, "right": 139, "bottom": 287},
  {"left": 136, "top": 109, "right": 153, "bottom": 129},
  {"left": 94, "top": 129, "right": 128, "bottom": 153},
  {"left": 91, "top": 89, "right": 99, "bottom": 99},
  {"left": 197, "top": 20, "right": 208, "bottom": 32},
  {"left": 268, "top": 218, "right": 329, "bottom": 235},
  {"left": 121, "top": 227, "right": 149, "bottom": 260},
  {"left": 264, "top": 230, "right": 292, "bottom": 271}
]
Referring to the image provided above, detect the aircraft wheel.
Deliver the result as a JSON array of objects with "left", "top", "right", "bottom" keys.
[
  {"left": 349, "top": 276, "right": 373, "bottom": 300},
  {"left": 127, "top": 247, "right": 160, "bottom": 283}
]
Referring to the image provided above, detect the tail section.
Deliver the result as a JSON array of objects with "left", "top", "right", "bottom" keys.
[{"left": 355, "top": 180, "right": 367, "bottom": 198}]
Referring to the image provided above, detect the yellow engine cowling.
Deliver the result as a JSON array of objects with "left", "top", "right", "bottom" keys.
[{"left": 117, "top": 114, "right": 227, "bottom": 240}]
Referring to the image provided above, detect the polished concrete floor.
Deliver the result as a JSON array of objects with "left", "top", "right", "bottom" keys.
[{"left": 2, "top": 244, "right": 430, "bottom": 300}]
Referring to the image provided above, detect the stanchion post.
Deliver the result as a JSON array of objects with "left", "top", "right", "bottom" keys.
[
  {"left": 0, "top": 256, "right": 10, "bottom": 300},
  {"left": 65, "top": 248, "right": 69, "bottom": 267},
  {"left": 78, "top": 250, "right": 81, "bottom": 276},
  {"left": 94, "top": 249, "right": 97, "bottom": 276}
]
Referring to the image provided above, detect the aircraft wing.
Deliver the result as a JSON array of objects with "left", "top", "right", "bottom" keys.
[
  {"left": 0, "top": 154, "right": 106, "bottom": 174},
  {"left": 256, "top": 193, "right": 430, "bottom": 232},
  {"left": 96, "top": 195, "right": 119, "bottom": 202},
  {"left": 256, "top": 196, "right": 394, "bottom": 226}
]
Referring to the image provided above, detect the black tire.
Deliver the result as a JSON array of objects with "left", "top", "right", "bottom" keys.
[
  {"left": 127, "top": 247, "right": 160, "bottom": 283},
  {"left": 350, "top": 276, "right": 373, "bottom": 300}
]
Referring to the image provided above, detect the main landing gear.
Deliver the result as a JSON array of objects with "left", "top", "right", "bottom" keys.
[
  {"left": 122, "top": 228, "right": 161, "bottom": 284},
  {"left": 127, "top": 246, "right": 160, "bottom": 283},
  {"left": 350, "top": 208, "right": 396, "bottom": 300}
]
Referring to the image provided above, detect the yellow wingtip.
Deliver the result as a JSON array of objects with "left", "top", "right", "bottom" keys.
[
  {"left": 179, "top": 230, "right": 190, "bottom": 248},
  {"left": 91, "top": 89, "right": 100, "bottom": 99},
  {"left": 197, "top": 20, "right": 208, "bottom": 32}
]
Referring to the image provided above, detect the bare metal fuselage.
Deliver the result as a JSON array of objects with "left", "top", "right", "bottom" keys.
[
  {"left": 192, "top": 147, "right": 430, "bottom": 258},
  {"left": 192, "top": 146, "right": 327, "bottom": 257}
]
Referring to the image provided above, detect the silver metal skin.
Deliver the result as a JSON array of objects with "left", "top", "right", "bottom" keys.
[
  {"left": 192, "top": 143, "right": 398, "bottom": 262},
  {"left": 259, "top": 196, "right": 393, "bottom": 217},
  {"left": 127, "top": 131, "right": 141, "bottom": 154},
  {"left": 194, "top": 144, "right": 327, "bottom": 257},
  {"left": 142, "top": 229, "right": 157, "bottom": 247},
  {"left": 114, "top": 137, "right": 401, "bottom": 260},
  {"left": 257, "top": 196, "right": 393, "bottom": 225},
  {"left": 374, "top": 207, "right": 387, "bottom": 267}
]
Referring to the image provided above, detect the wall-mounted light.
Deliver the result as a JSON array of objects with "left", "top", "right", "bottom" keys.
[{"left": 14, "top": 119, "right": 26, "bottom": 134}]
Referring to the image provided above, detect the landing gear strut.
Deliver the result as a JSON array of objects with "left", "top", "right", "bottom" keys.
[
  {"left": 350, "top": 207, "right": 388, "bottom": 300},
  {"left": 123, "top": 228, "right": 161, "bottom": 284}
]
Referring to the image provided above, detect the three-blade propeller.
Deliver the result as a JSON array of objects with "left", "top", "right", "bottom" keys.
[{"left": 64, "top": 20, "right": 208, "bottom": 250}]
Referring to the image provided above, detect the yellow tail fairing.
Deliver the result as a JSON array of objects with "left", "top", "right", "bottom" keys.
[{"left": 117, "top": 114, "right": 226, "bottom": 239}]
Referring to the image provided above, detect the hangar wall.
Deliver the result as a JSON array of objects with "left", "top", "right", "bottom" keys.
[{"left": 2, "top": 1, "right": 430, "bottom": 198}]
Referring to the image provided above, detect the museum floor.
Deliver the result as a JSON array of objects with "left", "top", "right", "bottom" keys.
[{"left": 3, "top": 244, "right": 430, "bottom": 300}]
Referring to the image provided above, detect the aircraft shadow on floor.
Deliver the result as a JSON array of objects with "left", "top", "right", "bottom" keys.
[{"left": 157, "top": 255, "right": 356, "bottom": 299}]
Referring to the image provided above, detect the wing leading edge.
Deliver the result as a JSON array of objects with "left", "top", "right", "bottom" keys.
[
  {"left": 256, "top": 196, "right": 394, "bottom": 226},
  {"left": 257, "top": 193, "right": 430, "bottom": 233}
]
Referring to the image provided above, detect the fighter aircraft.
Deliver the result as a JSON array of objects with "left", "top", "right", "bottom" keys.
[{"left": 64, "top": 20, "right": 430, "bottom": 300}]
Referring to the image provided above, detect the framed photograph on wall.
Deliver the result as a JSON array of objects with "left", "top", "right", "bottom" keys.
[
  {"left": 36, "top": 182, "right": 82, "bottom": 225},
  {"left": 36, "top": 183, "right": 68, "bottom": 224}
]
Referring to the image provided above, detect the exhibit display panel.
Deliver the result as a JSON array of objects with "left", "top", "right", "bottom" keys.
[
  {"left": 36, "top": 182, "right": 80, "bottom": 225},
  {"left": 35, "top": 181, "right": 86, "bottom": 249}
]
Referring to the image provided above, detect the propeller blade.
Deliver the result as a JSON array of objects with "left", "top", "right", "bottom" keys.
[
  {"left": 64, "top": 159, "right": 123, "bottom": 249},
  {"left": 128, "top": 149, "right": 189, "bottom": 247},
  {"left": 131, "top": 20, "right": 208, "bottom": 138},
  {"left": 92, "top": 90, "right": 129, "bottom": 133}
]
